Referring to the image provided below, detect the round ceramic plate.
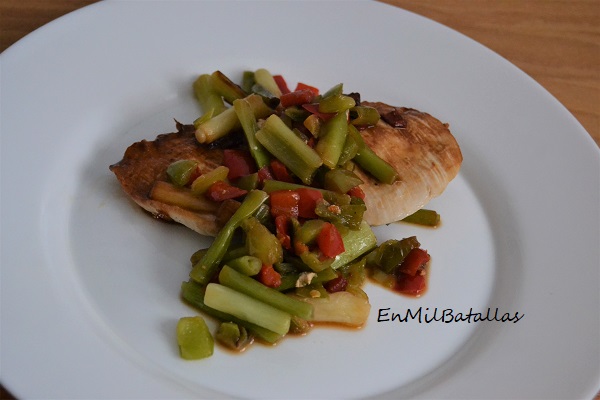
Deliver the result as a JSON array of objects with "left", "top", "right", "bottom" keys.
[{"left": 1, "top": 1, "right": 599, "bottom": 399}]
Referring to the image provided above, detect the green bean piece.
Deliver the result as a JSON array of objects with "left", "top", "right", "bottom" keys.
[
  {"left": 289, "top": 316, "right": 312, "bottom": 335},
  {"left": 241, "top": 217, "right": 283, "bottom": 265},
  {"left": 190, "top": 190, "right": 269, "bottom": 285},
  {"left": 365, "top": 236, "right": 420, "bottom": 274},
  {"left": 193, "top": 74, "right": 227, "bottom": 116},
  {"left": 180, "top": 280, "right": 282, "bottom": 343},
  {"left": 254, "top": 68, "right": 282, "bottom": 97},
  {"left": 190, "top": 165, "right": 229, "bottom": 195},
  {"left": 275, "top": 273, "right": 302, "bottom": 292},
  {"left": 312, "top": 267, "right": 339, "bottom": 284},
  {"left": 215, "top": 322, "right": 253, "bottom": 351},
  {"left": 401, "top": 209, "right": 441, "bottom": 227},
  {"left": 330, "top": 221, "right": 377, "bottom": 270},
  {"left": 176, "top": 316, "right": 214, "bottom": 360},
  {"left": 284, "top": 106, "right": 311, "bottom": 122},
  {"left": 315, "top": 110, "right": 349, "bottom": 169},
  {"left": 346, "top": 124, "right": 398, "bottom": 184},
  {"left": 254, "top": 202, "right": 272, "bottom": 226},
  {"left": 337, "top": 132, "right": 360, "bottom": 166},
  {"left": 339, "top": 258, "right": 368, "bottom": 298},
  {"left": 190, "top": 248, "right": 208, "bottom": 266},
  {"left": 354, "top": 145, "right": 399, "bottom": 184},
  {"left": 210, "top": 70, "right": 247, "bottom": 104},
  {"left": 193, "top": 109, "right": 214, "bottom": 129},
  {"left": 314, "top": 197, "right": 366, "bottom": 230},
  {"left": 303, "top": 114, "right": 322, "bottom": 137},
  {"left": 233, "top": 98, "right": 270, "bottom": 168},
  {"left": 149, "top": 181, "right": 219, "bottom": 213},
  {"left": 204, "top": 283, "right": 291, "bottom": 335},
  {"left": 318, "top": 94, "right": 357, "bottom": 114},
  {"left": 221, "top": 245, "right": 249, "bottom": 263},
  {"left": 219, "top": 265, "right": 313, "bottom": 320},
  {"left": 167, "top": 160, "right": 199, "bottom": 187},
  {"left": 255, "top": 115, "right": 323, "bottom": 185},
  {"left": 195, "top": 94, "right": 273, "bottom": 144},
  {"left": 321, "top": 82, "right": 343, "bottom": 99},
  {"left": 299, "top": 250, "right": 333, "bottom": 273},
  {"left": 241, "top": 71, "right": 256, "bottom": 93},
  {"left": 234, "top": 172, "right": 259, "bottom": 191},
  {"left": 349, "top": 106, "right": 380, "bottom": 126},
  {"left": 295, "top": 282, "right": 329, "bottom": 299},
  {"left": 226, "top": 255, "right": 262, "bottom": 276},
  {"left": 250, "top": 83, "right": 281, "bottom": 109},
  {"left": 295, "top": 219, "right": 327, "bottom": 246},
  {"left": 323, "top": 168, "right": 364, "bottom": 194}
]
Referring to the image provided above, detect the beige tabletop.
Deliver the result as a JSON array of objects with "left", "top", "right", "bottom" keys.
[{"left": 1, "top": 1, "right": 599, "bottom": 399}]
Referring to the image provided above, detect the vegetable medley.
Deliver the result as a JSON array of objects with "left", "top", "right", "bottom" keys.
[{"left": 164, "top": 69, "right": 438, "bottom": 358}]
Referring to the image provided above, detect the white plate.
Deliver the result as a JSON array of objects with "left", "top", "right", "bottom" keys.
[{"left": 1, "top": 1, "right": 598, "bottom": 399}]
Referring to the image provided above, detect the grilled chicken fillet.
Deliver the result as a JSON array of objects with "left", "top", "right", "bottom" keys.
[
  {"left": 110, "top": 102, "right": 462, "bottom": 236},
  {"left": 110, "top": 123, "right": 224, "bottom": 236},
  {"left": 358, "top": 102, "right": 462, "bottom": 225}
]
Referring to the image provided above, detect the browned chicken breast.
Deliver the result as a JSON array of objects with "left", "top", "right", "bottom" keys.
[
  {"left": 109, "top": 102, "right": 462, "bottom": 236},
  {"left": 109, "top": 123, "right": 224, "bottom": 236},
  {"left": 358, "top": 102, "right": 462, "bottom": 225}
]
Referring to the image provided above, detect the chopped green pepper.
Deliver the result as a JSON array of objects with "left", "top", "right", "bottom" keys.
[
  {"left": 255, "top": 114, "right": 323, "bottom": 185},
  {"left": 176, "top": 316, "right": 214, "bottom": 360},
  {"left": 365, "top": 236, "right": 420, "bottom": 274},
  {"left": 167, "top": 160, "right": 198, "bottom": 187}
]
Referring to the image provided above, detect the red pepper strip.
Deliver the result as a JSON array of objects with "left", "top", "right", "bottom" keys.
[
  {"left": 295, "top": 82, "right": 319, "bottom": 96},
  {"left": 302, "top": 103, "right": 336, "bottom": 122},
  {"left": 294, "top": 241, "right": 309, "bottom": 256},
  {"left": 395, "top": 273, "right": 426, "bottom": 296},
  {"left": 273, "top": 75, "right": 291, "bottom": 95},
  {"left": 317, "top": 222, "right": 345, "bottom": 259},
  {"left": 258, "top": 264, "right": 282, "bottom": 288},
  {"left": 347, "top": 186, "right": 366, "bottom": 200},
  {"left": 205, "top": 181, "right": 248, "bottom": 202},
  {"left": 324, "top": 273, "right": 348, "bottom": 293},
  {"left": 295, "top": 188, "right": 323, "bottom": 219},
  {"left": 257, "top": 165, "right": 273, "bottom": 185},
  {"left": 274, "top": 215, "right": 292, "bottom": 250},
  {"left": 398, "top": 248, "right": 430, "bottom": 276},
  {"left": 270, "top": 159, "right": 294, "bottom": 183},
  {"left": 269, "top": 190, "right": 300, "bottom": 218},
  {"left": 223, "top": 149, "right": 257, "bottom": 180},
  {"left": 280, "top": 89, "right": 315, "bottom": 108}
]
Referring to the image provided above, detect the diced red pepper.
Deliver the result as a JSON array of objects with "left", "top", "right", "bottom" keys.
[
  {"left": 294, "top": 241, "right": 309, "bottom": 256},
  {"left": 205, "top": 181, "right": 248, "bottom": 202},
  {"left": 258, "top": 264, "right": 282, "bottom": 288},
  {"left": 273, "top": 75, "right": 291, "bottom": 95},
  {"left": 295, "top": 188, "right": 323, "bottom": 219},
  {"left": 223, "top": 149, "right": 257, "bottom": 181},
  {"left": 398, "top": 248, "right": 430, "bottom": 276},
  {"left": 395, "top": 273, "right": 426, "bottom": 296},
  {"left": 269, "top": 190, "right": 300, "bottom": 218},
  {"left": 302, "top": 103, "right": 336, "bottom": 122},
  {"left": 317, "top": 222, "right": 345, "bottom": 259},
  {"left": 280, "top": 89, "right": 316, "bottom": 108},
  {"left": 324, "top": 273, "right": 348, "bottom": 293},
  {"left": 257, "top": 166, "right": 273, "bottom": 184},
  {"left": 347, "top": 186, "right": 366, "bottom": 200},
  {"left": 270, "top": 159, "right": 294, "bottom": 183},
  {"left": 295, "top": 82, "right": 319, "bottom": 96},
  {"left": 274, "top": 215, "right": 292, "bottom": 250}
]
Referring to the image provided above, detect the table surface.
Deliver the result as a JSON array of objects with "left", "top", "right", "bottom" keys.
[{"left": 1, "top": 1, "right": 598, "bottom": 399}]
